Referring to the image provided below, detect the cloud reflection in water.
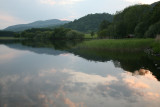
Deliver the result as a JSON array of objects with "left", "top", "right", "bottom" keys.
[{"left": 0, "top": 68, "right": 160, "bottom": 107}]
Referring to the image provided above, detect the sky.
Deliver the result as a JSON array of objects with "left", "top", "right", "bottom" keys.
[{"left": 0, "top": 0, "right": 159, "bottom": 29}]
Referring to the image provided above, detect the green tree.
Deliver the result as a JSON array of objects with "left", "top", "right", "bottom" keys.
[
  {"left": 99, "top": 20, "right": 110, "bottom": 30},
  {"left": 145, "top": 21, "right": 160, "bottom": 38},
  {"left": 113, "top": 4, "right": 151, "bottom": 37},
  {"left": 91, "top": 31, "right": 94, "bottom": 38},
  {"left": 149, "top": 2, "right": 160, "bottom": 24}
]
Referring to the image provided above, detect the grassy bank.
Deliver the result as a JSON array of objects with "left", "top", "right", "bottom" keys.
[
  {"left": 75, "top": 39, "right": 158, "bottom": 52},
  {"left": 152, "top": 40, "right": 160, "bottom": 53},
  {"left": 0, "top": 37, "right": 20, "bottom": 40}
]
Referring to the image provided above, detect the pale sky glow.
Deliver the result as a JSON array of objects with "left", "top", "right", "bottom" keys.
[
  {"left": 124, "top": 0, "right": 159, "bottom": 4},
  {"left": 40, "top": 0, "right": 84, "bottom": 5},
  {"left": 0, "top": 11, "right": 27, "bottom": 29},
  {"left": 0, "top": 0, "right": 159, "bottom": 29}
]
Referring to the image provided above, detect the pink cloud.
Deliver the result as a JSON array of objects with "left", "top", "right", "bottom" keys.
[
  {"left": 64, "top": 98, "right": 76, "bottom": 107},
  {"left": 124, "top": 79, "right": 150, "bottom": 89}
]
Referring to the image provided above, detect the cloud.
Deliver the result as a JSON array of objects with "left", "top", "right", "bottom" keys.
[
  {"left": 123, "top": 78, "right": 150, "bottom": 89},
  {"left": 64, "top": 98, "right": 76, "bottom": 107},
  {"left": 124, "top": 0, "right": 159, "bottom": 4},
  {"left": 39, "top": 69, "right": 57, "bottom": 77},
  {"left": 1, "top": 66, "right": 160, "bottom": 107},
  {"left": 62, "top": 69, "right": 118, "bottom": 85},
  {"left": 40, "top": 0, "right": 84, "bottom": 5},
  {"left": 0, "top": 11, "right": 27, "bottom": 29}
]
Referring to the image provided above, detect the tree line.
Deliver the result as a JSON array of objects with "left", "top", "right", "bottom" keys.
[
  {"left": 15, "top": 27, "right": 85, "bottom": 40},
  {"left": 98, "top": 2, "right": 160, "bottom": 38},
  {"left": 0, "top": 31, "right": 16, "bottom": 37}
]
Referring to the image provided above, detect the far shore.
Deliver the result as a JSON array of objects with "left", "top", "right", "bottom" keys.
[{"left": 0, "top": 37, "right": 23, "bottom": 40}]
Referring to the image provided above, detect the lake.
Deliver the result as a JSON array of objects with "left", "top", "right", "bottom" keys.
[{"left": 0, "top": 40, "right": 160, "bottom": 107}]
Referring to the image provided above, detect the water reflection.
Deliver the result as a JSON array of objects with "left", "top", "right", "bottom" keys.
[
  {"left": 0, "top": 40, "right": 160, "bottom": 107},
  {"left": 0, "top": 45, "right": 29, "bottom": 64},
  {"left": 0, "top": 67, "right": 160, "bottom": 107},
  {"left": 1, "top": 40, "right": 159, "bottom": 80},
  {"left": 71, "top": 48, "right": 160, "bottom": 80}
]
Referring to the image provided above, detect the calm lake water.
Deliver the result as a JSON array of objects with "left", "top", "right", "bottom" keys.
[{"left": 0, "top": 40, "right": 160, "bottom": 107}]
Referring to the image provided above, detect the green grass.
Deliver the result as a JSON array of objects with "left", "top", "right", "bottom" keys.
[
  {"left": 0, "top": 37, "right": 20, "bottom": 40},
  {"left": 84, "top": 34, "right": 98, "bottom": 39},
  {"left": 76, "top": 38, "right": 155, "bottom": 51},
  {"left": 152, "top": 40, "right": 160, "bottom": 54}
]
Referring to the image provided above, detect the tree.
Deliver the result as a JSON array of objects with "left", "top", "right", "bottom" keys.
[
  {"left": 98, "top": 4, "right": 154, "bottom": 38},
  {"left": 149, "top": 2, "right": 160, "bottom": 25},
  {"left": 113, "top": 4, "right": 151, "bottom": 37},
  {"left": 145, "top": 21, "right": 160, "bottom": 38},
  {"left": 99, "top": 20, "right": 111, "bottom": 30},
  {"left": 0, "top": 31, "right": 16, "bottom": 37},
  {"left": 134, "top": 22, "right": 148, "bottom": 38},
  {"left": 91, "top": 31, "right": 94, "bottom": 38}
]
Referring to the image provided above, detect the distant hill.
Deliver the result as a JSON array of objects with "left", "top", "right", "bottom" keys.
[
  {"left": 63, "top": 13, "right": 113, "bottom": 32},
  {"left": 4, "top": 19, "right": 70, "bottom": 32}
]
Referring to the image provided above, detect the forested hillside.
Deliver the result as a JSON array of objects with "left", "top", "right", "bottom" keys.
[{"left": 63, "top": 13, "right": 113, "bottom": 33}]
